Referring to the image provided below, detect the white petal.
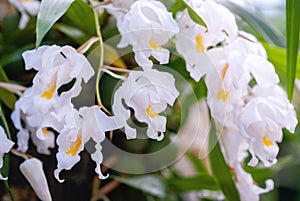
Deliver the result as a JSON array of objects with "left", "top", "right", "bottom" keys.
[{"left": 245, "top": 54, "right": 279, "bottom": 86}]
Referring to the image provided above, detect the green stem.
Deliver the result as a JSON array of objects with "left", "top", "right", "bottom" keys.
[{"left": 89, "top": 0, "right": 110, "bottom": 114}]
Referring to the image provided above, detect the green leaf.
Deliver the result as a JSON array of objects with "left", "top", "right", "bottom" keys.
[
  {"left": 171, "top": 0, "right": 207, "bottom": 28},
  {"left": 36, "top": 0, "right": 75, "bottom": 47},
  {"left": 187, "top": 153, "right": 209, "bottom": 174},
  {"left": 209, "top": 120, "right": 240, "bottom": 201},
  {"left": 286, "top": 0, "right": 300, "bottom": 101},
  {"left": 113, "top": 175, "right": 166, "bottom": 198},
  {"left": 0, "top": 65, "right": 16, "bottom": 109},
  {"left": 63, "top": 0, "right": 96, "bottom": 36},
  {"left": 54, "top": 23, "right": 87, "bottom": 44},
  {"left": 218, "top": 0, "right": 286, "bottom": 47},
  {"left": 167, "top": 174, "right": 219, "bottom": 192}
]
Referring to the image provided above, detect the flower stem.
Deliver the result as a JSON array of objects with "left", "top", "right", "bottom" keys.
[{"left": 90, "top": 0, "right": 110, "bottom": 114}]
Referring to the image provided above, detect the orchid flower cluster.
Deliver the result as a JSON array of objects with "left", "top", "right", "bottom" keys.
[{"left": 0, "top": 0, "right": 297, "bottom": 201}]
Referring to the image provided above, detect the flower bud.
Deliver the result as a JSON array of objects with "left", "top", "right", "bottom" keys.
[{"left": 19, "top": 158, "right": 52, "bottom": 201}]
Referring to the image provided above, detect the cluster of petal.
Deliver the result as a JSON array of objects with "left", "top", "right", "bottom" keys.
[
  {"left": 175, "top": 1, "right": 297, "bottom": 200},
  {"left": 54, "top": 107, "right": 120, "bottom": 182},
  {"left": 11, "top": 45, "right": 94, "bottom": 155},
  {"left": 0, "top": 126, "right": 14, "bottom": 180},
  {"left": 112, "top": 69, "right": 179, "bottom": 141},
  {"left": 239, "top": 85, "right": 297, "bottom": 167},
  {"left": 105, "top": 0, "right": 179, "bottom": 69},
  {"left": 8, "top": 0, "right": 40, "bottom": 29}
]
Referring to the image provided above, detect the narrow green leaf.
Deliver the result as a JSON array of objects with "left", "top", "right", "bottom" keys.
[
  {"left": 171, "top": 0, "right": 207, "bottom": 28},
  {"left": 209, "top": 120, "right": 240, "bottom": 201},
  {"left": 187, "top": 153, "right": 208, "bottom": 173},
  {"left": 286, "top": 0, "right": 300, "bottom": 100},
  {"left": 0, "top": 65, "right": 16, "bottom": 109},
  {"left": 218, "top": 0, "right": 286, "bottom": 47},
  {"left": 113, "top": 175, "right": 166, "bottom": 198},
  {"left": 167, "top": 174, "right": 219, "bottom": 192},
  {"left": 36, "top": 0, "right": 75, "bottom": 47}
]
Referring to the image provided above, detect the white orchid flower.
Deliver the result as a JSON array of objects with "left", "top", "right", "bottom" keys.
[
  {"left": 205, "top": 47, "right": 250, "bottom": 123},
  {"left": 19, "top": 158, "right": 52, "bottom": 201},
  {"left": 9, "top": 0, "right": 40, "bottom": 29},
  {"left": 239, "top": 85, "right": 297, "bottom": 167},
  {"left": 234, "top": 164, "right": 274, "bottom": 201},
  {"left": 11, "top": 45, "right": 94, "bottom": 155},
  {"left": 55, "top": 107, "right": 120, "bottom": 182},
  {"left": 112, "top": 69, "right": 179, "bottom": 141},
  {"left": 0, "top": 126, "right": 14, "bottom": 180},
  {"left": 175, "top": 0, "right": 238, "bottom": 81},
  {"left": 117, "top": 0, "right": 179, "bottom": 69}
]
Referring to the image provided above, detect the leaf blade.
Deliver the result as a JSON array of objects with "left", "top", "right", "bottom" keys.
[
  {"left": 286, "top": 0, "right": 300, "bottom": 100},
  {"left": 209, "top": 121, "right": 240, "bottom": 201},
  {"left": 113, "top": 175, "right": 166, "bottom": 198},
  {"left": 167, "top": 174, "right": 219, "bottom": 192},
  {"left": 36, "top": 0, "right": 75, "bottom": 47}
]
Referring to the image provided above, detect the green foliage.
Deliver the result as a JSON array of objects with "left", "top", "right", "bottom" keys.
[
  {"left": 286, "top": 0, "right": 300, "bottom": 100},
  {"left": 167, "top": 174, "right": 219, "bottom": 192},
  {"left": 113, "top": 175, "right": 167, "bottom": 198},
  {"left": 36, "top": 0, "right": 75, "bottom": 47},
  {"left": 0, "top": 65, "right": 16, "bottom": 110}
]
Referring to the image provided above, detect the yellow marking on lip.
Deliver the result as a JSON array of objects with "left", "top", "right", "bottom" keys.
[
  {"left": 221, "top": 64, "right": 229, "bottom": 80},
  {"left": 65, "top": 134, "right": 82, "bottom": 156},
  {"left": 42, "top": 128, "right": 49, "bottom": 135},
  {"left": 40, "top": 79, "right": 57, "bottom": 100},
  {"left": 262, "top": 134, "right": 274, "bottom": 147},
  {"left": 195, "top": 33, "right": 205, "bottom": 52},
  {"left": 146, "top": 105, "right": 159, "bottom": 118},
  {"left": 149, "top": 39, "right": 162, "bottom": 50}
]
